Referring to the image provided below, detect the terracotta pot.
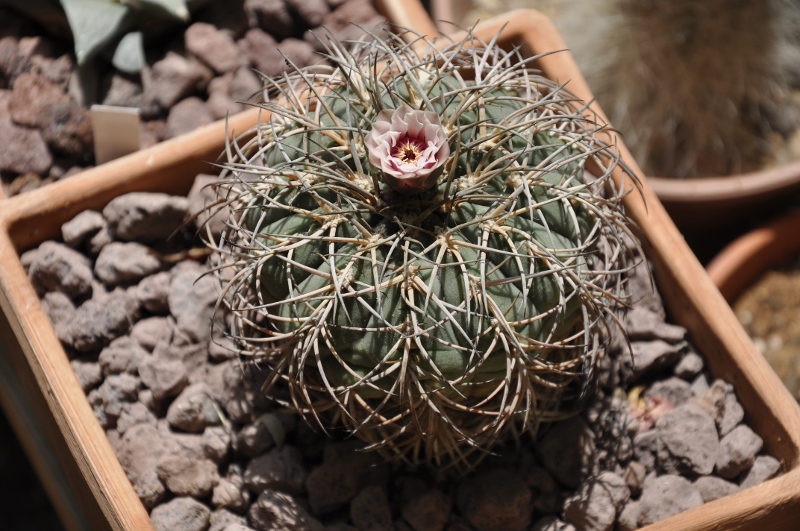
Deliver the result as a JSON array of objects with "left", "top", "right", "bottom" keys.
[
  {"left": 428, "top": 0, "right": 800, "bottom": 245},
  {"left": 2, "top": 4, "right": 800, "bottom": 530},
  {"left": 707, "top": 210, "right": 800, "bottom": 304}
]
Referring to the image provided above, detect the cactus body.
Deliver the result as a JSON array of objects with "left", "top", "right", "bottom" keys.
[{"left": 209, "top": 28, "right": 639, "bottom": 472}]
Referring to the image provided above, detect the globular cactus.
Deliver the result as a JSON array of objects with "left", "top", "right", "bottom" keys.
[{"left": 207, "top": 26, "right": 640, "bottom": 472}]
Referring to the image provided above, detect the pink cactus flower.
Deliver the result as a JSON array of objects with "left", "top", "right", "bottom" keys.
[{"left": 365, "top": 103, "right": 450, "bottom": 192}]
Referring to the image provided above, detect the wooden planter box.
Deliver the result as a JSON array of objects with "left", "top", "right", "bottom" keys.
[{"left": 1, "top": 5, "right": 799, "bottom": 530}]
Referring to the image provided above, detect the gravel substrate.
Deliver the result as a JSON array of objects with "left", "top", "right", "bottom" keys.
[
  {"left": 0, "top": 0, "right": 384, "bottom": 197},
  {"left": 24, "top": 182, "right": 784, "bottom": 531}
]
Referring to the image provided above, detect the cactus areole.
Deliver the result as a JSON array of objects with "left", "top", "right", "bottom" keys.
[{"left": 207, "top": 27, "right": 641, "bottom": 472}]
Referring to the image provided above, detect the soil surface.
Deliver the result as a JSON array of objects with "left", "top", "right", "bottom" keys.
[
  {"left": 25, "top": 185, "right": 784, "bottom": 531},
  {"left": 734, "top": 256, "right": 800, "bottom": 401}
]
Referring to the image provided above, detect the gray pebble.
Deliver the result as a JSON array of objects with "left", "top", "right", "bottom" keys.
[
  {"left": 674, "top": 351, "right": 704, "bottom": 379},
  {"left": 531, "top": 516, "right": 577, "bottom": 531},
  {"left": 645, "top": 377, "right": 692, "bottom": 407},
  {"left": 656, "top": 403, "right": 719, "bottom": 475},
  {"left": 70, "top": 357, "right": 103, "bottom": 392},
  {"left": 637, "top": 474, "right": 703, "bottom": 526},
  {"left": 740, "top": 455, "right": 782, "bottom": 489},
  {"left": 150, "top": 497, "right": 211, "bottom": 531},
  {"left": 716, "top": 425, "right": 763, "bottom": 479},
  {"left": 693, "top": 476, "right": 739, "bottom": 502},
  {"left": 631, "top": 340, "right": 683, "bottom": 380},
  {"left": 209, "top": 508, "right": 248, "bottom": 531},
  {"left": 169, "top": 260, "right": 219, "bottom": 343}
]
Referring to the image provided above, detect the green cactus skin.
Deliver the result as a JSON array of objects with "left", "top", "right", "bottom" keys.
[{"left": 207, "top": 27, "right": 641, "bottom": 473}]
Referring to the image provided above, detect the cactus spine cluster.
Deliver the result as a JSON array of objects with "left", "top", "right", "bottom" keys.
[{"left": 207, "top": 26, "right": 640, "bottom": 472}]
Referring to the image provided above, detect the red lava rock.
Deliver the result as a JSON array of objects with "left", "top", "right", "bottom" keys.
[
  {"left": 116, "top": 402, "right": 157, "bottom": 434},
  {"left": 130, "top": 316, "right": 173, "bottom": 351},
  {"left": 146, "top": 51, "right": 213, "bottom": 110},
  {"left": 277, "top": 38, "right": 318, "bottom": 70},
  {"left": 305, "top": 439, "right": 388, "bottom": 514},
  {"left": 166, "top": 382, "right": 222, "bottom": 433},
  {"left": 399, "top": 480, "right": 451, "bottom": 531},
  {"left": 0, "top": 121, "right": 52, "bottom": 174},
  {"left": 350, "top": 485, "right": 394, "bottom": 531},
  {"left": 563, "top": 472, "right": 629, "bottom": 531},
  {"left": 87, "top": 373, "right": 141, "bottom": 428},
  {"left": 535, "top": 416, "right": 596, "bottom": 488},
  {"left": 209, "top": 507, "right": 250, "bottom": 531},
  {"left": 244, "top": 0, "right": 296, "bottom": 40},
  {"left": 202, "top": 425, "right": 232, "bottom": 463},
  {"left": 136, "top": 271, "right": 172, "bottom": 314},
  {"left": 244, "top": 445, "right": 307, "bottom": 495},
  {"left": 98, "top": 336, "right": 147, "bottom": 376},
  {"left": 311, "top": 0, "right": 383, "bottom": 45},
  {"left": 456, "top": 469, "right": 533, "bottom": 531},
  {"left": 693, "top": 476, "right": 739, "bottom": 502},
  {"left": 166, "top": 95, "right": 214, "bottom": 138},
  {"left": 39, "top": 100, "right": 93, "bottom": 157},
  {"left": 8, "top": 71, "right": 69, "bottom": 127},
  {"left": 186, "top": 22, "right": 247, "bottom": 74},
  {"left": 740, "top": 455, "right": 781, "bottom": 489},
  {"left": 139, "top": 345, "right": 190, "bottom": 401},
  {"left": 212, "top": 475, "right": 251, "bottom": 513},
  {"left": 41, "top": 290, "right": 75, "bottom": 341},
  {"left": 239, "top": 28, "right": 286, "bottom": 78},
  {"left": 287, "top": 0, "right": 330, "bottom": 27},
  {"left": 61, "top": 210, "right": 106, "bottom": 249},
  {"left": 229, "top": 66, "right": 263, "bottom": 102},
  {"left": 70, "top": 357, "right": 103, "bottom": 393},
  {"left": 28, "top": 240, "right": 93, "bottom": 299}
]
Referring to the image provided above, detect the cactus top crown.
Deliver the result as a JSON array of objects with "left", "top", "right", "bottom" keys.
[{"left": 207, "top": 25, "right": 641, "bottom": 473}]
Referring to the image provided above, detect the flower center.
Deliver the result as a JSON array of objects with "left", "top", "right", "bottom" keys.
[{"left": 394, "top": 139, "right": 424, "bottom": 164}]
